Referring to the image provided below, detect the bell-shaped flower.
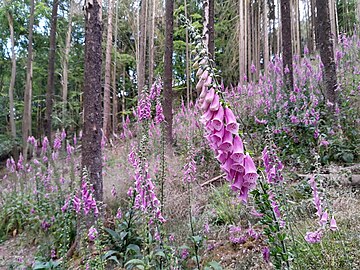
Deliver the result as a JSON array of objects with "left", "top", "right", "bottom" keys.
[
  {"left": 209, "top": 126, "right": 225, "bottom": 146},
  {"left": 210, "top": 94, "right": 220, "bottom": 111},
  {"left": 199, "top": 86, "right": 208, "bottom": 99},
  {"left": 219, "top": 130, "right": 233, "bottom": 152},
  {"left": 231, "top": 162, "right": 245, "bottom": 173},
  {"left": 221, "top": 157, "right": 235, "bottom": 174},
  {"left": 224, "top": 107, "right": 239, "bottom": 134},
  {"left": 200, "top": 108, "right": 214, "bottom": 125},
  {"left": 200, "top": 69, "right": 209, "bottom": 81},
  {"left": 205, "top": 87, "right": 215, "bottom": 104},
  {"left": 211, "top": 106, "right": 224, "bottom": 131},
  {"left": 216, "top": 150, "right": 228, "bottom": 164},
  {"left": 239, "top": 186, "right": 250, "bottom": 203},
  {"left": 196, "top": 78, "right": 204, "bottom": 91},
  {"left": 231, "top": 172, "right": 244, "bottom": 191},
  {"left": 200, "top": 99, "right": 211, "bottom": 111},
  {"left": 204, "top": 75, "right": 212, "bottom": 87},
  {"left": 330, "top": 216, "right": 337, "bottom": 231},
  {"left": 230, "top": 135, "right": 245, "bottom": 163},
  {"left": 243, "top": 154, "right": 258, "bottom": 185},
  {"left": 319, "top": 211, "right": 328, "bottom": 226},
  {"left": 196, "top": 68, "right": 203, "bottom": 78}
]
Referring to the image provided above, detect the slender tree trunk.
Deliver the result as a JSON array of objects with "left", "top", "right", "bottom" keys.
[
  {"left": 281, "top": 0, "right": 294, "bottom": 91},
  {"left": 148, "top": 0, "right": 156, "bottom": 87},
  {"left": 112, "top": 0, "right": 119, "bottom": 134},
  {"left": 315, "top": 0, "right": 338, "bottom": 107},
  {"left": 122, "top": 67, "right": 126, "bottom": 126},
  {"left": 7, "top": 11, "right": 18, "bottom": 160},
  {"left": 263, "top": 0, "right": 269, "bottom": 71},
  {"left": 137, "top": 0, "right": 148, "bottom": 94},
  {"left": 83, "top": 0, "right": 103, "bottom": 202},
  {"left": 185, "top": 0, "right": 191, "bottom": 106},
  {"left": 163, "top": 0, "right": 174, "bottom": 145},
  {"left": 208, "top": 0, "right": 215, "bottom": 58},
  {"left": 62, "top": 0, "right": 74, "bottom": 123},
  {"left": 103, "top": 0, "right": 114, "bottom": 138},
  {"left": 22, "top": 0, "right": 35, "bottom": 160},
  {"left": 45, "top": 0, "right": 59, "bottom": 143},
  {"left": 239, "top": 0, "right": 245, "bottom": 79},
  {"left": 357, "top": 1, "right": 360, "bottom": 29},
  {"left": 311, "top": 0, "right": 317, "bottom": 51}
]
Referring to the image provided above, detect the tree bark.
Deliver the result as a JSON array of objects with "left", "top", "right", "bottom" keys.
[
  {"left": 112, "top": 0, "right": 119, "bottom": 134},
  {"left": 263, "top": 0, "right": 269, "bottom": 71},
  {"left": 45, "top": 0, "right": 59, "bottom": 143},
  {"left": 208, "top": 0, "right": 215, "bottom": 58},
  {"left": 137, "top": 0, "right": 148, "bottom": 94},
  {"left": 185, "top": 0, "right": 192, "bottom": 106},
  {"left": 315, "top": 0, "right": 338, "bottom": 107},
  {"left": 7, "top": 12, "right": 17, "bottom": 146},
  {"left": 22, "top": 0, "right": 35, "bottom": 160},
  {"left": 148, "top": 0, "right": 156, "bottom": 87},
  {"left": 61, "top": 0, "right": 74, "bottom": 124},
  {"left": 103, "top": 0, "right": 114, "bottom": 138},
  {"left": 163, "top": 0, "right": 174, "bottom": 145},
  {"left": 83, "top": 0, "right": 103, "bottom": 202},
  {"left": 280, "top": 0, "right": 294, "bottom": 91}
]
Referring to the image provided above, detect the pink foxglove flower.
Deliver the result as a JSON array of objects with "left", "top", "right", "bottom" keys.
[
  {"left": 330, "top": 216, "right": 338, "bottom": 231},
  {"left": 305, "top": 230, "right": 323, "bottom": 243}
]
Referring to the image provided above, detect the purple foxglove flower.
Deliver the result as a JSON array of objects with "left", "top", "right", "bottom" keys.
[
  {"left": 262, "top": 246, "right": 270, "bottom": 263},
  {"left": 199, "top": 85, "right": 208, "bottom": 99},
  {"left": 200, "top": 69, "right": 209, "bottom": 81},
  {"left": 330, "top": 216, "right": 337, "bottom": 231},
  {"left": 231, "top": 172, "right": 244, "bottom": 190},
  {"left": 204, "top": 75, "right": 212, "bottom": 87},
  {"left": 218, "top": 130, "right": 233, "bottom": 152},
  {"left": 231, "top": 162, "right": 245, "bottom": 173},
  {"left": 88, "top": 226, "right": 98, "bottom": 241},
  {"left": 204, "top": 87, "right": 215, "bottom": 104},
  {"left": 200, "top": 98, "right": 211, "bottom": 111},
  {"left": 196, "top": 78, "right": 204, "bottom": 91},
  {"left": 200, "top": 108, "right": 214, "bottom": 125},
  {"left": 216, "top": 150, "right": 228, "bottom": 164},
  {"left": 42, "top": 137, "right": 49, "bottom": 153},
  {"left": 209, "top": 126, "right": 225, "bottom": 146},
  {"left": 239, "top": 186, "right": 250, "bottom": 203},
  {"left": 181, "top": 248, "right": 189, "bottom": 260},
  {"left": 209, "top": 94, "right": 220, "bottom": 111},
  {"left": 319, "top": 211, "right": 328, "bottom": 226},
  {"left": 224, "top": 107, "right": 239, "bottom": 134},
  {"left": 61, "top": 129, "right": 66, "bottom": 140},
  {"left": 221, "top": 157, "right": 235, "bottom": 174},
  {"left": 211, "top": 106, "right": 224, "bottom": 131},
  {"left": 243, "top": 154, "right": 258, "bottom": 184},
  {"left": 305, "top": 230, "right": 323, "bottom": 243}
]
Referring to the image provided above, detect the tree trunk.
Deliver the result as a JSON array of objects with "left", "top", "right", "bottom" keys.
[
  {"left": 137, "top": 0, "right": 148, "bottom": 94},
  {"left": 112, "top": 0, "right": 119, "bottom": 134},
  {"left": 315, "top": 0, "right": 338, "bottom": 107},
  {"left": 62, "top": 0, "right": 74, "bottom": 123},
  {"left": 311, "top": 0, "right": 317, "bottom": 51},
  {"left": 208, "top": 0, "right": 215, "bottom": 58},
  {"left": 238, "top": 0, "right": 245, "bottom": 79},
  {"left": 148, "top": 0, "right": 156, "bottom": 87},
  {"left": 103, "top": 0, "right": 114, "bottom": 138},
  {"left": 45, "top": 0, "right": 59, "bottom": 143},
  {"left": 7, "top": 12, "right": 17, "bottom": 144},
  {"left": 22, "top": 0, "right": 35, "bottom": 160},
  {"left": 163, "top": 0, "right": 174, "bottom": 145},
  {"left": 280, "top": 0, "right": 294, "bottom": 91},
  {"left": 263, "top": 0, "right": 269, "bottom": 71},
  {"left": 185, "top": 0, "right": 191, "bottom": 106},
  {"left": 83, "top": 0, "right": 103, "bottom": 202}
]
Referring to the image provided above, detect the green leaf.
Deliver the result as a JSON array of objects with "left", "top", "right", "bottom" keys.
[
  {"left": 206, "top": 261, "right": 223, "bottom": 270},
  {"left": 126, "top": 244, "right": 141, "bottom": 254},
  {"left": 125, "top": 259, "right": 146, "bottom": 267}
]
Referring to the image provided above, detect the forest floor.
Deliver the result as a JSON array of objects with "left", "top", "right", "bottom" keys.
[{"left": 0, "top": 140, "right": 359, "bottom": 269}]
